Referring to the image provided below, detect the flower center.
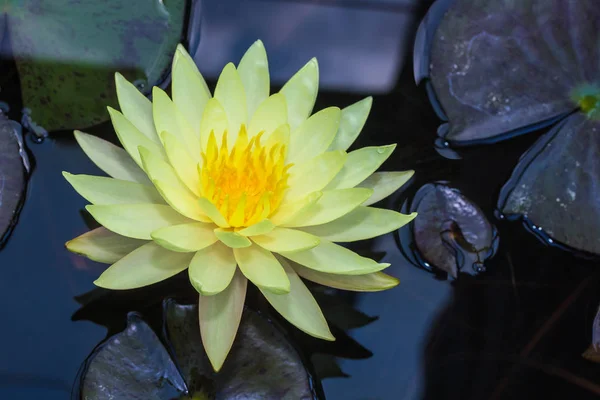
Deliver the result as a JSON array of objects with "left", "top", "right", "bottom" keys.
[{"left": 200, "top": 126, "right": 292, "bottom": 228}]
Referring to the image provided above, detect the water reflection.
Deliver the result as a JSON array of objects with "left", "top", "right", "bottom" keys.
[{"left": 193, "top": 0, "right": 420, "bottom": 93}]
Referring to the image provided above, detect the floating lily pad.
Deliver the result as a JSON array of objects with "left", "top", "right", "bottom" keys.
[
  {"left": 416, "top": 0, "right": 600, "bottom": 255},
  {"left": 0, "top": 112, "right": 29, "bottom": 249},
  {"left": 498, "top": 114, "right": 600, "bottom": 255},
  {"left": 80, "top": 299, "right": 317, "bottom": 400},
  {"left": 400, "top": 182, "right": 499, "bottom": 278},
  {"left": 415, "top": 0, "right": 600, "bottom": 145},
  {"left": 3, "top": 0, "right": 189, "bottom": 131},
  {"left": 82, "top": 313, "right": 187, "bottom": 399}
]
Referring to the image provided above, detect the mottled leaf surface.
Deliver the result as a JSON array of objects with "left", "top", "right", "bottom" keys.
[
  {"left": 4, "top": 0, "right": 187, "bottom": 131},
  {"left": 499, "top": 113, "right": 600, "bottom": 254},
  {"left": 423, "top": 0, "right": 600, "bottom": 143},
  {"left": 407, "top": 183, "right": 498, "bottom": 278},
  {"left": 0, "top": 116, "right": 28, "bottom": 248}
]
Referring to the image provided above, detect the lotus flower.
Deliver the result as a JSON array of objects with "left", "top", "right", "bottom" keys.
[{"left": 64, "top": 40, "right": 415, "bottom": 370}]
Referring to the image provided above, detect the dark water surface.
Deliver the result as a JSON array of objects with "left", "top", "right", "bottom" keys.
[{"left": 2, "top": 1, "right": 600, "bottom": 399}]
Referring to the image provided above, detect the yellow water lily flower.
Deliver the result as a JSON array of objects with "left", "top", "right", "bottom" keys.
[{"left": 64, "top": 40, "right": 416, "bottom": 371}]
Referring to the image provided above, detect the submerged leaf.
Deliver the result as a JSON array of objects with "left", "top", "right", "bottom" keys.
[
  {"left": 499, "top": 114, "right": 600, "bottom": 254},
  {"left": 4, "top": 0, "right": 189, "bottom": 131},
  {"left": 418, "top": 0, "right": 600, "bottom": 144},
  {"left": 402, "top": 182, "right": 499, "bottom": 278},
  {"left": 0, "top": 114, "right": 29, "bottom": 248}
]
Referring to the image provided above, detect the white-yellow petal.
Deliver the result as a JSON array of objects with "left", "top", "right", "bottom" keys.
[
  {"left": 214, "top": 228, "right": 252, "bottom": 248},
  {"left": 172, "top": 44, "right": 211, "bottom": 136},
  {"left": 152, "top": 87, "right": 200, "bottom": 159},
  {"left": 234, "top": 244, "right": 290, "bottom": 294},
  {"left": 199, "top": 98, "right": 229, "bottom": 151},
  {"left": 86, "top": 204, "right": 192, "bottom": 240},
  {"left": 238, "top": 40, "right": 269, "bottom": 118},
  {"left": 237, "top": 219, "right": 275, "bottom": 236},
  {"left": 199, "top": 269, "right": 247, "bottom": 372},
  {"left": 214, "top": 63, "right": 247, "bottom": 142},
  {"left": 66, "top": 227, "right": 147, "bottom": 264},
  {"left": 63, "top": 172, "right": 165, "bottom": 205},
  {"left": 138, "top": 146, "right": 186, "bottom": 190},
  {"left": 282, "top": 188, "right": 373, "bottom": 228},
  {"left": 160, "top": 131, "right": 201, "bottom": 196},
  {"left": 248, "top": 93, "right": 287, "bottom": 138},
  {"left": 326, "top": 144, "right": 396, "bottom": 190},
  {"left": 287, "top": 107, "right": 341, "bottom": 164},
  {"left": 94, "top": 242, "right": 194, "bottom": 289},
  {"left": 281, "top": 240, "right": 388, "bottom": 275},
  {"left": 139, "top": 147, "right": 209, "bottom": 222},
  {"left": 198, "top": 198, "right": 229, "bottom": 228},
  {"left": 358, "top": 171, "right": 414, "bottom": 206},
  {"left": 152, "top": 179, "right": 209, "bottom": 222},
  {"left": 107, "top": 107, "right": 166, "bottom": 167},
  {"left": 151, "top": 222, "right": 217, "bottom": 253},
  {"left": 189, "top": 242, "right": 237, "bottom": 295},
  {"left": 114, "top": 72, "right": 160, "bottom": 144},
  {"left": 328, "top": 97, "right": 372, "bottom": 151},
  {"left": 252, "top": 227, "right": 319, "bottom": 253},
  {"left": 265, "top": 123, "right": 290, "bottom": 149},
  {"left": 259, "top": 257, "right": 334, "bottom": 341},
  {"left": 285, "top": 150, "right": 346, "bottom": 201},
  {"left": 74, "top": 130, "right": 150, "bottom": 184},
  {"left": 269, "top": 192, "right": 322, "bottom": 226},
  {"left": 280, "top": 58, "right": 319, "bottom": 130},
  {"left": 292, "top": 262, "right": 400, "bottom": 292},
  {"left": 301, "top": 207, "right": 417, "bottom": 242}
]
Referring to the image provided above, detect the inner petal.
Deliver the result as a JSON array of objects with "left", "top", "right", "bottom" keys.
[{"left": 200, "top": 125, "right": 292, "bottom": 228}]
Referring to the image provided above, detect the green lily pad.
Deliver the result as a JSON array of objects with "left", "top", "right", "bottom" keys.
[
  {"left": 3, "top": 0, "right": 188, "bottom": 132},
  {"left": 0, "top": 112, "right": 29, "bottom": 248},
  {"left": 80, "top": 299, "right": 317, "bottom": 399}
]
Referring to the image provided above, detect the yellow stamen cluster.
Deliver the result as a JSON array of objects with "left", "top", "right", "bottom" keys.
[{"left": 200, "top": 126, "right": 292, "bottom": 228}]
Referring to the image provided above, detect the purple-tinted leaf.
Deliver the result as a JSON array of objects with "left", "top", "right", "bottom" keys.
[
  {"left": 403, "top": 182, "right": 499, "bottom": 278},
  {"left": 81, "top": 313, "right": 187, "bottom": 399},
  {"left": 420, "top": 0, "right": 600, "bottom": 144},
  {"left": 498, "top": 113, "right": 600, "bottom": 255}
]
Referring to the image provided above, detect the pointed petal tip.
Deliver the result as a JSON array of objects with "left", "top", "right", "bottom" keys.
[
  {"left": 114, "top": 71, "right": 125, "bottom": 83},
  {"left": 175, "top": 43, "right": 187, "bottom": 54},
  {"left": 262, "top": 283, "right": 291, "bottom": 295}
]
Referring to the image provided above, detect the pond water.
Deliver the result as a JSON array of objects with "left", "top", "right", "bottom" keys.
[{"left": 2, "top": 0, "right": 600, "bottom": 399}]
